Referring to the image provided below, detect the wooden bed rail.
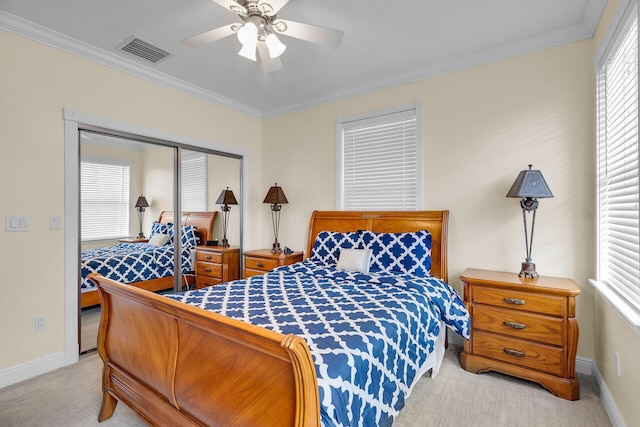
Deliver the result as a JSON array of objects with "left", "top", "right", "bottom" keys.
[{"left": 90, "top": 273, "right": 320, "bottom": 426}]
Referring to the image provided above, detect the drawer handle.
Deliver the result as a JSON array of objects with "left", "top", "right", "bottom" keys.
[
  {"left": 503, "top": 348, "right": 525, "bottom": 358},
  {"left": 503, "top": 321, "right": 526, "bottom": 330},
  {"left": 256, "top": 262, "right": 264, "bottom": 268},
  {"left": 503, "top": 297, "right": 526, "bottom": 305},
  {"left": 204, "top": 268, "right": 211, "bottom": 272},
  {"left": 205, "top": 255, "right": 212, "bottom": 260}
]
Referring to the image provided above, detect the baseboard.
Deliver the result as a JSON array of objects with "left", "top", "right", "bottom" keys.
[
  {"left": 575, "top": 355, "right": 592, "bottom": 375},
  {"left": 0, "top": 352, "right": 65, "bottom": 389},
  {"left": 576, "top": 356, "right": 627, "bottom": 427}
]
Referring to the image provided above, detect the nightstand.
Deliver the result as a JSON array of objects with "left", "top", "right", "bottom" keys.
[
  {"left": 194, "top": 246, "right": 240, "bottom": 289},
  {"left": 459, "top": 268, "right": 581, "bottom": 400},
  {"left": 118, "top": 237, "right": 149, "bottom": 243},
  {"left": 243, "top": 249, "right": 304, "bottom": 278}
]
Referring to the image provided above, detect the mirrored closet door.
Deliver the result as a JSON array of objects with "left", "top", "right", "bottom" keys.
[{"left": 78, "top": 130, "right": 242, "bottom": 354}]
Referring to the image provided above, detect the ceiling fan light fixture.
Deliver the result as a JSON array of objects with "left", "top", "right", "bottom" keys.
[
  {"left": 238, "top": 41, "right": 257, "bottom": 61},
  {"left": 237, "top": 22, "right": 258, "bottom": 45},
  {"left": 265, "top": 33, "right": 286, "bottom": 58}
]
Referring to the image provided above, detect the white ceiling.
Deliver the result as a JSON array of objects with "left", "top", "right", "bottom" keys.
[{"left": 0, "top": 0, "right": 605, "bottom": 118}]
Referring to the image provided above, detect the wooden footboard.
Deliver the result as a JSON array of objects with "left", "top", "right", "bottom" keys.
[{"left": 89, "top": 273, "right": 320, "bottom": 426}]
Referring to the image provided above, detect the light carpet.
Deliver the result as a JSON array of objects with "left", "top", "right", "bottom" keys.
[{"left": 0, "top": 345, "right": 611, "bottom": 427}]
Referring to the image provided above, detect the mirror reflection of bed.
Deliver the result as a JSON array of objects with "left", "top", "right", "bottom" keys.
[
  {"left": 79, "top": 131, "right": 242, "bottom": 354},
  {"left": 79, "top": 211, "right": 217, "bottom": 353}
]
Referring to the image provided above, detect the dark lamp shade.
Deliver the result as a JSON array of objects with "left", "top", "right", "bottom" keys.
[
  {"left": 215, "top": 187, "right": 238, "bottom": 205},
  {"left": 506, "top": 165, "right": 553, "bottom": 199},
  {"left": 263, "top": 184, "right": 288, "bottom": 204},
  {"left": 134, "top": 196, "right": 149, "bottom": 208}
]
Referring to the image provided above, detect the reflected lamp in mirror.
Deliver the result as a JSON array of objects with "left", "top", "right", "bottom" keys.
[
  {"left": 134, "top": 195, "right": 150, "bottom": 239},
  {"left": 506, "top": 164, "right": 554, "bottom": 279},
  {"left": 263, "top": 183, "right": 288, "bottom": 252},
  {"left": 215, "top": 187, "right": 238, "bottom": 247}
]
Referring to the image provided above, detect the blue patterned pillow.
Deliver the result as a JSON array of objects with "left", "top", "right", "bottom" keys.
[
  {"left": 150, "top": 221, "right": 169, "bottom": 238},
  {"left": 167, "top": 224, "right": 200, "bottom": 248},
  {"left": 310, "top": 231, "right": 362, "bottom": 266},
  {"left": 361, "top": 229, "right": 432, "bottom": 277}
]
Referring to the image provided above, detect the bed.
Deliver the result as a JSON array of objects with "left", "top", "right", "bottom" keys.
[
  {"left": 90, "top": 210, "right": 470, "bottom": 426},
  {"left": 80, "top": 211, "right": 216, "bottom": 308}
]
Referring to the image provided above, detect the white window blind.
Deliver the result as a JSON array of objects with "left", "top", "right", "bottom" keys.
[
  {"left": 181, "top": 152, "right": 207, "bottom": 211},
  {"left": 339, "top": 106, "right": 420, "bottom": 210},
  {"left": 81, "top": 158, "right": 130, "bottom": 241},
  {"left": 596, "top": 11, "right": 640, "bottom": 312}
]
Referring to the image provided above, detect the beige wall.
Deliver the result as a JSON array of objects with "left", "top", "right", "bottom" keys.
[
  {"left": 141, "top": 144, "right": 174, "bottom": 228},
  {"left": 207, "top": 155, "right": 242, "bottom": 245},
  {"left": 263, "top": 40, "right": 596, "bottom": 360},
  {"left": 0, "top": 29, "right": 262, "bottom": 369}
]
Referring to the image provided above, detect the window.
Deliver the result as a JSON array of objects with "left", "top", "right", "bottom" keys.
[
  {"left": 81, "top": 158, "right": 130, "bottom": 241},
  {"left": 337, "top": 105, "right": 421, "bottom": 210},
  {"left": 594, "top": 1, "right": 640, "bottom": 333},
  {"left": 181, "top": 152, "right": 207, "bottom": 211}
]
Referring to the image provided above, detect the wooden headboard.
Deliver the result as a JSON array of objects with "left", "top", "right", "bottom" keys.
[
  {"left": 306, "top": 210, "right": 449, "bottom": 282},
  {"left": 157, "top": 211, "right": 217, "bottom": 244}
]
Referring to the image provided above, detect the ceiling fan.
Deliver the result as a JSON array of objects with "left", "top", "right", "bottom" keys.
[{"left": 182, "top": 0, "right": 344, "bottom": 72}]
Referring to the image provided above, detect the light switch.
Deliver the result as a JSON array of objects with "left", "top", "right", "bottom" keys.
[
  {"left": 5, "top": 216, "right": 29, "bottom": 232},
  {"left": 50, "top": 215, "right": 62, "bottom": 230}
]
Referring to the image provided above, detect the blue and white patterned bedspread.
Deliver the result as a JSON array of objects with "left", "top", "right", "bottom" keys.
[
  {"left": 81, "top": 243, "right": 194, "bottom": 291},
  {"left": 165, "top": 259, "right": 469, "bottom": 426}
]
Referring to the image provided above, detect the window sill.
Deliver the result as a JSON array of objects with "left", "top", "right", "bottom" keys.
[{"left": 589, "top": 279, "right": 640, "bottom": 337}]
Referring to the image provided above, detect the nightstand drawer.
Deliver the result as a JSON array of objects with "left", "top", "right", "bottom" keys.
[
  {"left": 196, "top": 276, "right": 222, "bottom": 288},
  {"left": 196, "top": 262, "right": 222, "bottom": 278},
  {"left": 472, "top": 331, "right": 563, "bottom": 376},
  {"left": 245, "top": 257, "right": 279, "bottom": 271},
  {"left": 472, "top": 287, "right": 564, "bottom": 316},
  {"left": 196, "top": 251, "right": 223, "bottom": 264},
  {"left": 472, "top": 305, "right": 563, "bottom": 346}
]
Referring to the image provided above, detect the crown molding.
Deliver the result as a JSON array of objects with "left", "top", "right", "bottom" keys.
[
  {"left": 0, "top": 10, "right": 262, "bottom": 119},
  {"left": 2, "top": 0, "right": 606, "bottom": 120},
  {"left": 261, "top": 1, "right": 606, "bottom": 118}
]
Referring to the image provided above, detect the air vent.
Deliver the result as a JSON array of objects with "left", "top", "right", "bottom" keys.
[{"left": 119, "top": 37, "right": 171, "bottom": 63}]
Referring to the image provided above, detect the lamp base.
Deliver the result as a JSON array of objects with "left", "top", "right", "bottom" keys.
[
  {"left": 271, "top": 242, "right": 282, "bottom": 253},
  {"left": 137, "top": 232, "right": 146, "bottom": 239},
  {"left": 221, "top": 238, "right": 229, "bottom": 248},
  {"left": 518, "top": 261, "right": 539, "bottom": 279}
]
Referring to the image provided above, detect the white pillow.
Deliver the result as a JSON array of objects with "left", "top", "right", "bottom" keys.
[
  {"left": 336, "top": 248, "right": 372, "bottom": 273},
  {"left": 147, "top": 233, "right": 170, "bottom": 246}
]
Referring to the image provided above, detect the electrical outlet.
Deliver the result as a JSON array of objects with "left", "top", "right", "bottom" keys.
[
  {"left": 34, "top": 315, "right": 47, "bottom": 332},
  {"left": 614, "top": 351, "right": 621, "bottom": 376}
]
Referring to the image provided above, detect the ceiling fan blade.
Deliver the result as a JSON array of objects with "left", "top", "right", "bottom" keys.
[
  {"left": 209, "top": 0, "right": 247, "bottom": 15},
  {"left": 258, "top": 0, "right": 290, "bottom": 16},
  {"left": 274, "top": 19, "right": 344, "bottom": 48},
  {"left": 182, "top": 24, "right": 237, "bottom": 47},
  {"left": 257, "top": 42, "right": 283, "bottom": 73}
]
